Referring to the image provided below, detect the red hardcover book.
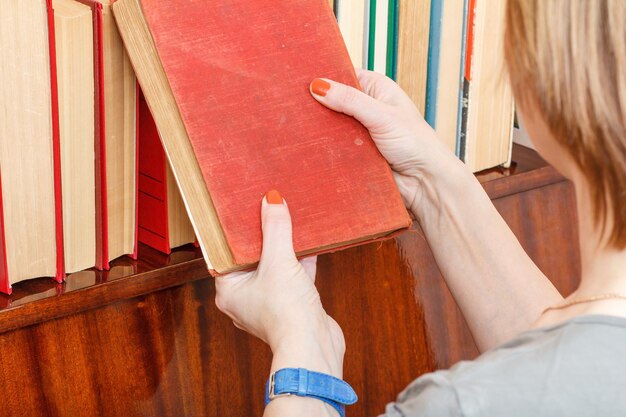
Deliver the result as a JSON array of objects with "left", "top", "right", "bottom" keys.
[
  {"left": 76, "top": 0, "right": 138, "bottom": 269},
  {"left": 137, "top": 88, "right": 170, "bottom": 254},
  {"left": 113, "top": 0, "right": 411, "bottom": 274},
  {"left": 0, "top": 0, "right": 65, "bottom": 294},
  {"left": 138, "top": 89, "right": 196, "bottom": 254},
  {"left": 47, "top": 0, "right": 66, "bottom": 284}
]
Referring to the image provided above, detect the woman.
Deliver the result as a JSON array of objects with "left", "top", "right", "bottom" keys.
[{"left": 215, "top": 0, "right": 626, "bottom": 415}]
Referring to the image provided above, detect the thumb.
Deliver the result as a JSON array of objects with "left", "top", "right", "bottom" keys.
[
  {"left": 259, "top": 190, "right": 298, "bottom": 265},
  {"left": 310, "top": 78, "right": 389, "bottom": 132}
]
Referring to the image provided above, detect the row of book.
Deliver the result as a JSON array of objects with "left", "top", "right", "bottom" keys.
[
  {"left": 334, "top": 0, "right": 514, "bottom": 172},
  {"left": 0, "top": 0, "right": 195, "bottom": 294},
  {"left": 1, "top": 0, "right": 513, "bottom": 293}
]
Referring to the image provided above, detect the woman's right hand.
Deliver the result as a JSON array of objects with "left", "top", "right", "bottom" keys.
[{"left": 309, "top": 69, "right": 463, "bottom": 212}]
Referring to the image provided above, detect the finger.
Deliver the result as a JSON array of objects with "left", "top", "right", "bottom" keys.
[
  {"left": 300, "top": 256, "right": 317, "bottom": 282},
  {"left": 309, "top": 78, "right": 391, "bottom": 132},
  {"left": 259, "top": 190, "right": 298, "bottom": 265},
  {"left": 355, "top": 68, "right": 421, "bottom": 113}
]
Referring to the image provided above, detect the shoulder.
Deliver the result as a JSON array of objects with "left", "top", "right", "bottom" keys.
[
  {"left": 451, "top": 315, "right": 626, "bottom": 416},
  {"left": 381, "top": 371, "right": 461, "bottom": 417},
  {"left": 381, "top": 315, "right": 626, "bottom": 417}
]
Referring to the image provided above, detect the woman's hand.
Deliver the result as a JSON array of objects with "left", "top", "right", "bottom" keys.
[
  {"left": 310, "top": 69, "right": 463, "bottom": 212},
  {"left": 215, "top": 190, "right": 344, "bottom": 380},
  {"left": 309, "top": 71, "right": 562, "bottom": 351}
]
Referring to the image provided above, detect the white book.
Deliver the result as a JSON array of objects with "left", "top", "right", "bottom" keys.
[{"left": 337, "top": 0, "right": 368, "bottom": 68}]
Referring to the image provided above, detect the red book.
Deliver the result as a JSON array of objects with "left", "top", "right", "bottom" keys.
[
  {"left": 76, "top": 0, "right": 139, "bottom": 269},
  {"left": 137, "top": 89, "right": 195, "bottom": 254},
  {"left": 113, "top": 0, "right": 411, "bottom": 274},
  {"left": 0, "top": 0, "right": 65, "bottom": 294}
]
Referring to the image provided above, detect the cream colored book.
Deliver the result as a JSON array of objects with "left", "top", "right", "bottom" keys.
[
  {"left": 336, "top": 0, "right": 368, "bottom": 68},
  {"left": 396, "top": 0, "right": 431, "bottom": 113},
  {"left": 462, "top": 0, "right": 514, "bottom": 172},
  {"left": 0, "top": 0, "right": 61, "bottom": 290},
  {"left": 433, "top": 0, "right": 465, "bottom": 153},
  {"left": 54, "top": 0, "right": 97, "bottom": 273},
  {"left": 100, "top": 0, "right": 137, "bottom": 263}
]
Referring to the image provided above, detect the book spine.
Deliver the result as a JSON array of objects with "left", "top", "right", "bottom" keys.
[
  {"left": 46, "top": 0, "right": 66, "bottom": 283},
  {"left": 373, "top": 0, "right": 389, "bottom": 74},
  {"left": 131, "top": 82, "right": 140, "bottom": 260},
  {"left": 367, "top": 0, "right": 376, "bottom": 70},
  {"left": 0, "top": 169, "right": 11, "bottom": 295},
  {"left": 93, "top": 4, "right": 110, "bottom": 270},
  {"left": 392, "top": 0, "right": 399, "bottom": 79},
  {"left": 137, "top": 90, "right": 171, "bottom": 255},
  {"left": 455, "top": 0, "right": 470, "bottom": 158},
  {"left": 424, "top": 0, "right": 444, "bottom": 128},
  {"left": 458, "top": 0, "right": 475, "bottom": 162},
  {"left": 385, "top": 0, "right": 397, "bottom": 79}
]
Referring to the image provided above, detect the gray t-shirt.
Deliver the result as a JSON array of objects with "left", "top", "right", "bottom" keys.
[{"left": 381, "top": 315, "right": 626, "bottom": 417}]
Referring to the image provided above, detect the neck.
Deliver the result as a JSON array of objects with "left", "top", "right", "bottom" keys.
[
  {"left": 534, "top": 172, "right": 626, "bottom": 328},
  {"left": 573, "top": 173, "right": 626, "bottom": 299}
]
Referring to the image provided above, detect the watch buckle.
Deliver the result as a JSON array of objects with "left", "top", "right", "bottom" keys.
[{"left": 268, "top": 372, "right": 292, "bottom": 400}]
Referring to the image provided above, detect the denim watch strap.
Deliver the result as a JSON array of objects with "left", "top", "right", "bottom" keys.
[{"left": 264, "top": 368, "right": 358, "bottom": 417}]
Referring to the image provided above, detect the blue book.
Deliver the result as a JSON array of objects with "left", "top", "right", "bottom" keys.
[{"left": 424, "top": 0, "right": 444, "bottom": 128}]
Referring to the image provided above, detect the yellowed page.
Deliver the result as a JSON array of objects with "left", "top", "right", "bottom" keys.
[
  {"left": 0, "top": 0, "right": 57, "bottom": 283},
  {"left": 55, "top": 0, "right": 97, "bottom": 273},
  {"left": 102, "top": 4, "right": 137, "bottom": 261},
  {"left": 465, "top": 0, "right": 513, "bottom": 172},
  {"left": 166, "top": 164, "right": 196, "bottom": 248}
]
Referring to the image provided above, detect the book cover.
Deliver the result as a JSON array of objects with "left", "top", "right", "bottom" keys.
[
  {"left": 113, "top": 0, "right": 411, "bottom": 274},
  {"left": 137, "top": 89, "right": 195, "bottom": 254},
  {"left": 425, "top": 0, "right": 444, "bottom": 128},
  {"left": 424, "top": 0, "right": 465, "bottom": 154},
  {"left": 47, "top": 0, "right": 66, "bottom": 284}
]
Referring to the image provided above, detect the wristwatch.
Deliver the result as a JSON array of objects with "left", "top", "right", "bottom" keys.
[{"left": 265, "top": 368, "right": 358, "bottom": 417}]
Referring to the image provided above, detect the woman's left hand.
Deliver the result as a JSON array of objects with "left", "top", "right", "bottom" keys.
[{"left": 215, "top": 190, "right": 344, "bottom": 379}]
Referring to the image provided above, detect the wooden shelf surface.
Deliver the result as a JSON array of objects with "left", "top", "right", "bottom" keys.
[{"left": 0, "top": 144, "right": 563, "bottom": 334}]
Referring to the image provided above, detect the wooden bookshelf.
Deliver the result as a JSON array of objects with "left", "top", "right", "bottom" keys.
[{"left": 0, "top": 144, "right": 580, "bottom": 417}]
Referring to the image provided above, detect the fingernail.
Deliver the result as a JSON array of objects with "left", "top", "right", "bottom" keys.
[
  {"left": 266, "top": 189, "right": 283, "bottom": 204},
  {"left": 311, "top": 78, "right": 331, "bottom": 97}
]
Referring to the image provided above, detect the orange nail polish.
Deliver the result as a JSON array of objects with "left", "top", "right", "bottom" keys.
[
  {"left": 266, "top": 189, "right": 283, "bottom": 204},
  {"left": 311, "top": 78, "right": 331, "bottom": 97}
]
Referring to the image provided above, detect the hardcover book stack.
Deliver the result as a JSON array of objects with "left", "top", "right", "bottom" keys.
[
  {"left": 1, "top": 0, "right": 514, "bottom": 292},
  {"left": 0, "top": 0, "right": 195, "bottom": 294}
]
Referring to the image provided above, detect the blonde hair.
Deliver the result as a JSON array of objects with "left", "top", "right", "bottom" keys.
[{"left": 504, "top": 0, "right": 626, "bottom": 248}]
